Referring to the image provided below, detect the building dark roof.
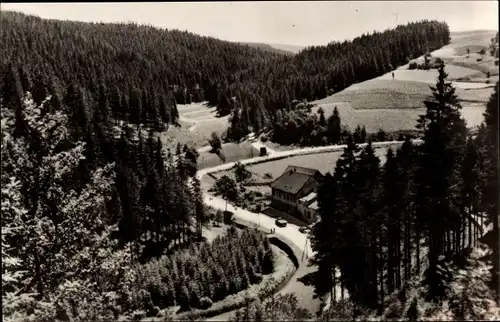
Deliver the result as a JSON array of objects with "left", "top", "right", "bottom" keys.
[{"left": 270, "top": 165, "right": 322, "bottom": 195}]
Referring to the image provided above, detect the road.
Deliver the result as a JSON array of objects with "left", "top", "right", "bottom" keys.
[{"left": 195, "top": 139, "right": 423, "bottom": 319}]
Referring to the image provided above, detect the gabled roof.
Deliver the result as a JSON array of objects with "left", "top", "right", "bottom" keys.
[
  {"left": 271, "top": 165, "right": 322, "bottom": 195},
  {"left": 270, "top": 172, "right": 313, "bottom": 195}
]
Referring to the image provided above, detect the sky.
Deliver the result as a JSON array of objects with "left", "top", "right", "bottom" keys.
[{"left": 2, "top": 1, "right": 498, "bottom": 47}]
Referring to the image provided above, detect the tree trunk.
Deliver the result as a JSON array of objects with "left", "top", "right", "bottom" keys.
[
  {"left": 388, "top": 235, "right": 394, "bottom": 293},
  {"left": 404, "top": 218, "right": 409, "bottom": 282},
  {"left": 333, "top": 266, "right": 337, "bottom": 302},
  {"left": 34, "top": 252, "right": 44, "bottom": 298},
  {"left": 396, "top": 221, "right": 402, "bottom": 289},
  {"left": 341, "top": 270, "right": 345, "bottom": 300},
  {"left": 446, "top": 230, "right": 451, "bottom": 257},
  {"left": 416, "top": 224, "right": 421, "bottom": 275},
  {"left": 469, "top": 205, "right": 473, "bottom": 247},
  {"left": 379, "top": 240, "right": 385, "bottom": 310}
]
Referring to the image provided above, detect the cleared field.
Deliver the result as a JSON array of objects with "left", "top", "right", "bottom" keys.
[
  {"left": 160, "top": 102, "right": 230, "bottom": 149},
  {"left": 311, "top": 101, "right": 487, "bottom": 133},
  {"left": 246, "top": 147, "right": 394, "bottom": 179},
  {"left": 198, "top": 142, "right": 260, "bottom": 169},
  {"left": 377, "top": 65, "right": 480, "bottom": 83}
]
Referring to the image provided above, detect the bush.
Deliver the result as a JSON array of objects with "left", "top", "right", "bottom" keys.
[
  {"left": 264, "top": 173, "right": 273, "bottom": 179},
  {"left": 487, "top": 71, "right": 491, "bottom": 78},
  {"left": 260, "top": 135, "right": 268, "bottom": 142},
  {"left": 150, "top": 306, "right": 160, "bottom": 317},
  {"left": 209, "top": 131, "right": 222, "bottom": 152},
  {"left": 255, "top": 191, "right": 263, "bottom": 198},
  {"left": 495, "top": 59, "right": 499, "bottom": 66},
  {"left": 245, "top": 191, "right": 256, "bottom": 201},
  {"left": 199, "top": 297, "right": 213, "bottom": 310},
  {"left": 408, "top": 61, "right": 417, "bottom": 70},
  {"left": 476, "top": 57, "right": 483, "bottom": 62},
  {"left": 215, "top": 210, "right": 224, "bottom": 223},
  {"left": 252, "top": 273, "right": 263, "bottom": 284}
]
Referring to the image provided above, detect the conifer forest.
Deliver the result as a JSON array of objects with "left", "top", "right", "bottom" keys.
[{"left": 1, "top": 6, "right": 499, "bottom": 322}]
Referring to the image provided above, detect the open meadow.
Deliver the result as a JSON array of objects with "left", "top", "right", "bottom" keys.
[
  {"left": 159, "top": 102, "right": 230, "bottom": 150},
  {"left": 197, "top": 142, "right": 260, "bottom": 169}
]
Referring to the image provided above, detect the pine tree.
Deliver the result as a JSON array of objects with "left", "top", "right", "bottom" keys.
[
  {"left": 415, "top": 63, "right": 468, "bottom": 301},
  {"left": 327, "top": 106, "right": 342, "bottom": 144}
]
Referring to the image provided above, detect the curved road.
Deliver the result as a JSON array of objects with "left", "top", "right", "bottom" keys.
[{"left": 196, "top": 139, "right": 423, "bottom": 320}]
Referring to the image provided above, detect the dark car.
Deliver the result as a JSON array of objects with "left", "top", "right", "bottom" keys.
[
  {"left": 298, "top": 226, "right": 308, "bottom": 233},
  {"left": 275, "top": 218, "right": 288, "bottom": 227}
]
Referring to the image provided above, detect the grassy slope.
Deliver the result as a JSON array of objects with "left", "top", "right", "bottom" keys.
[
  {"left": 198, "top": 142, "right": 260, "bottom": 169},
  {"left": 308, "top": 30, "right": 498, "bottom": 133},
  {"left": 159, "top": 102, "right": 230, "bottom": 150}
]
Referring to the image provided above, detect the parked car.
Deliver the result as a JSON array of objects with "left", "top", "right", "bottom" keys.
[
  {"left": 275, "top": 218, "right": 288, "bottom": 227},
  {"left": 298, "top": 226, "right": 308, "bottom": 233}
]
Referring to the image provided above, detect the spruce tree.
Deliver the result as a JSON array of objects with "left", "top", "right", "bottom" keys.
[
  {"left": 415, "top": 63, "right": 468, "bottom": 301},
  {"left": 327, "top": 106, "right": 342, "bottom": 144}
]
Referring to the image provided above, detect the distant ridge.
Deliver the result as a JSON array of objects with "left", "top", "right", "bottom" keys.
[
  {"left": 238, "top": 42, "right": 307, "bottom": 55},
  {"left": 239, "top": 42, "right": 296, "bottom": 55},
  {"left": 269, "top": 43, "right": 306, "bottom": 54}
]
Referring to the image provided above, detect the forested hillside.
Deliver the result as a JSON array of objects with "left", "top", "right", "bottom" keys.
[{"left": 1, "top": 11, "right": 450, "bottom": 141}]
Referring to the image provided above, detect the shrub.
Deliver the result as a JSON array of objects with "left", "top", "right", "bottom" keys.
[
  {"left": 476, "top": 57, "right": 483, "bottom": 62},
  {"left": 253, "top": 273, "right": 263, "bottom": 284},
  {"left": 255, "top": 191, "right": 263, "bottom": 198},
  {"left": 408, "top": 61, "right": 417, "bottom": 70},
  {"left": 487, "top": 71, "right": 491, "bottom": 78},
  {"left": 199, "top": 297, "right": 213, "bottom": 310},
  {"left": 214, "top": 175, "right": 238, "bottom": 201},
  {"left": 150, "top": 306, "right": 160, "bottom": 317},
  {"left": 245, "top": 191, "right": 256, "bottom": 201},
  {"left": 215, "top": 210, "right": 224, "bottom": 223},
  {"left": 209, "top": 131, "right": 222, "bottom": 152},
  {"left": 264, "top": 173, "right": 273, "bottom": 179},
  {"left": 260, "top": 135, "right": 268, "bottom": 142},
  {"left": 495, "top": 59, "right": 499, "bottom": 66}
]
